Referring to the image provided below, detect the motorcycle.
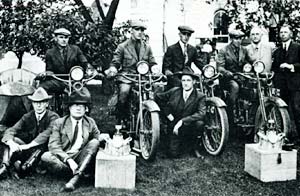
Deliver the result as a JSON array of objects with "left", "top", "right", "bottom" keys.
[
  {"left": 112, "top": 61, "right": 165, "bottom": 161},
  {"left": 35, "top": 66, "right": 99, "bottom": 115},
  {"left": 232, "top": 61, "right": 291, "bottom": 141},
  {"left": 196, "top": 64, "right": 229, "bottom": 155}
]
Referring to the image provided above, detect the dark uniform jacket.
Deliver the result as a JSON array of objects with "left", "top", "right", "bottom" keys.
[
  {"left": 1, "top": 110, "right": 59, "bottom": 145},
  {"left": 45, "top": 44, "right": 88, "bottom": 74},
  {"left": 272, "top": 41, "right": 300, "bottom": 90},
  {"left": 47, "top": 115, "right": 100, "bottom": 162},
  {"left": 163, "top": 42, "right": 204, "bottom": 74},
  {"left": 155, "top": 87, "right": 206, "bottom": 126}
]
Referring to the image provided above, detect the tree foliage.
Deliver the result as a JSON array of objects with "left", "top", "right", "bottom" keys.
[{"left": 0, "top": 0, "right": 124, "bottom": 69}]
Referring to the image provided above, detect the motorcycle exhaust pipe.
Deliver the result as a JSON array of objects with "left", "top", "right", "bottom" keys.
[{"left": 73, "top": 82, "right": 83, "bottom": 92}]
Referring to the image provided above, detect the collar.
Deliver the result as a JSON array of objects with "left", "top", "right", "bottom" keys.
[
  {"left": 179, "top": 41, "right": 188, "bottom": 52},
  {"left": 35, "top": 111, "right": 46, "bottom": 121},
  {"left": 70, "top": 116, "right": 83, "bottom": 125},
  {"left": 251, "top": 42, "right": 261, "bottom": 49},
  {"left": 282, "top": 39, "right": 291, "bottom": 49},
  {"left": 183, "top": 88, "right": 193, "bottom": 96}
]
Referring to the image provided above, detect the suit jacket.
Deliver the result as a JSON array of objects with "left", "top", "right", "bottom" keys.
[
  {"left": 245, "top": 42, "right": 274, "bottom": 73},
  {"left": 216, "top": 43, "right": 248, "bottom": 75},
  {"left": 155, "top": 87, "right": 206, "bottom": 126},
  {"left": 2, "top": 110, "right": 59, "bottom": 145},
  {"left": 110, "top": 38, "right": 156, "bottom": 82},
  {"left": 48, "top": 115, "right": 100, "bottom": 162},
  {"left": 272, "top": 41, "right": 300, "bottom": 90},
  {"left": 45, "top": 44, "right": 88, "bottom": 74},
  {"left": 162, "top": 42, "right": 205, "bottom": 74}
]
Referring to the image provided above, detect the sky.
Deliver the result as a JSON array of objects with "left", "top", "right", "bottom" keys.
[{"left": 82, "top": 0, "right": 96, "bottom": 6}]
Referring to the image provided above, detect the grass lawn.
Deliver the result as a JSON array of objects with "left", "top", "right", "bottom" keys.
[{"left": 1, "top": 85, "right": 300, "bottom": 196}]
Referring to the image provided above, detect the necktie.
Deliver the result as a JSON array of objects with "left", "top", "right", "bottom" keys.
[
  {"left": 183, "top": 92, "right": 188, "bottom": 102},
  {"left": 71, "top": 121, "right": 79, "bottom": 147},
  {"left": 37, "top": 115, "right": 41, "bottom": 126},
  {"left": 184, "top": 44, "right": 188, "bottom": 64},
  {"left": 282, "top": 43, "right": 287, "bottom": 59},
  {"left": 135, "top": 41, "right": 141, "bottom": 60}
]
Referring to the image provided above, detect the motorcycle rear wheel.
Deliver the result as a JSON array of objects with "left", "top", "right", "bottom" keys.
[
  {"left": 254, "top": 100, "right": 291, "bottom": 142},
  {"left": 138, "top": 110, "right": 160, "bottom": 161},
  {"left": 202, "top": 103, "right": 229, "bottom": 155}
]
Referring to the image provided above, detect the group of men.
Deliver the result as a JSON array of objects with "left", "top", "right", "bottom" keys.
[{"left": 1, "top": 19, "right": 300, "bottom": 192}]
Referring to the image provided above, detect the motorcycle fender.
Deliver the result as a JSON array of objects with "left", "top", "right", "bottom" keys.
[
  {"left": 265, "top": 96, "right": 288, "bottom": 107},
  {"left": 142, "top": 100, "right": 160, "bottom": 112},
  {"left": 205, "top": 97, "right": 227, "bottom": 107}
]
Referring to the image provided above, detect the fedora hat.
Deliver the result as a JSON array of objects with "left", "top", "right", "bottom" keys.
[
  {"left": 28, "top": 87, "right": 52, "bottom": 102},
  {"left": 67, "top": 87, "right": 91, "bottom": 106},
  {"left": 174, "top": 67, "right": 199, "bottom": 79}
]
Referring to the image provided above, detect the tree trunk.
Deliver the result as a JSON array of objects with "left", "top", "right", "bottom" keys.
[
  {"left": 16, "top": 51, "right": 24, "bottom": 69},
  {"left": 95, "top": 0, "right": 106, "bottom": 20},
  {"left": 103, "top": 0, "right": 120, "bottom": 30},
  {"left": 73, "top": 0, "right": 94, "bottom": 23}
]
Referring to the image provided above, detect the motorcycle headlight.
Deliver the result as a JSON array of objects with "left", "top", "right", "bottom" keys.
[
  {"left": 70, "top": 66, "right": 84, "bottom": 81},
  {"left": 137, "top": 61, "right": 149, "bottom": 75},
  {"left": 203, "top": 65, "right": 216, "bottom": 79},
  {"left": 253, "top": 61, "right": 265, "bottom": 74},
  {"left": 243, "top": 64, "right": 252, "bottom": 73},
  {"left": 151, "top": 64, "right": 160, "bottom": 74}
]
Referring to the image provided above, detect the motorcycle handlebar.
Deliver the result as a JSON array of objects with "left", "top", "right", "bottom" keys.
[{"left": 116, "top": 73, "right": 166, "bottom": 84}]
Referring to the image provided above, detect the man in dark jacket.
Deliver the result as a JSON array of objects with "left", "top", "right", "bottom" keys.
[
  {"left": 39, "top": 28, "right": 93, "bottom": 93},
  {"left": 41, "top": 88, "right": 109, "bottom": 192},
  {"left": 272, "top": 24, "right": 300, "bottom": 139},
  {"left": 163, "top": 25, "right": 205, "bottom": 88},
  {"left": 0, "top": 87, "right": 59, "bottom": 179},
  {"left": 155, "top": 67, "right": 206, "bottom": 158}
]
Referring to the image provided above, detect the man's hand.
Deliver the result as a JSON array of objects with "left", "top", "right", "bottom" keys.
[
  {"left": 173, "top": 120, "right": 183, "bottom": 135},
  {"left": 165, "top": 70, "right": 173, "bottom": 76},
  {"left": 6, "top": 140, "right": 21, "bottom": 154},
  {"left": 86, "top": 67, "right": 97, "bottom": 77},
  {"left": 19, "top": 144, "right": 31, "bottom": 151},
  {"left": 104, "top": 67, "right": 118, "bottom": 78},
  {"left": 167, "top": 114, "right": 174, "bottom": 121},
  {"left": 99, "top": 133, "right": 110, "bottom": 142},
  {"left": 280, "top": 63, "right": 295, "bottom": 72},
  {"left": 67, "top": 158, "right": 78, "bottom": 174}
]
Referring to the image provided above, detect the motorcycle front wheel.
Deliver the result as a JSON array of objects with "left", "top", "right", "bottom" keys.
[
  {"left": 254, "top": 100, "right": 291, "bottom": 142},
  {"left": 138, "top": 109, "right": 160, "bottom": 161},
  {"left": 202, "top": 102, "right": 229, "bottom": 155}
]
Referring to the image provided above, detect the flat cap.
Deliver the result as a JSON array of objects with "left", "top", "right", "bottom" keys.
[
  {"left": 178, "top": 25, "right": 195, "bottom": 34},
  {"left": 130, "top": 20, "right": 147, "bottom": 30},
  {"left": 229, "top": 29, "right": 244, "bottom": 38},
  {"left": 54, "top": 28, "right": 71, "bottom": 36}
]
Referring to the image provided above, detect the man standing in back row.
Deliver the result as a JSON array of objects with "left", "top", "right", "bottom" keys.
[{"left": 162, "top": 25, "right": 205, "bottom": 88}]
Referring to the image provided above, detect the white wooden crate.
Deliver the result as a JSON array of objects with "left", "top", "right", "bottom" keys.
[
  {"left": 95, "top": 150, "right": 136, "bottom": 190},
  {"left": 244, "top": 143, "right": 297, "bottom": 182}
]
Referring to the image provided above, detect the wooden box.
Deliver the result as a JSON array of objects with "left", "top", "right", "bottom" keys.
[
  {"left": 244, "top": 143, "right": 297, "bottom": 182},
  {"left": 95, "top": 150, "right": 136, "bottom": 189}
]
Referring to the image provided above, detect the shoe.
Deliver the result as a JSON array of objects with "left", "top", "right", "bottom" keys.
[
  {"left": 61, "top": 174, "right": 80, "bottom": 192},
  {"left": 193, "top": 149, "right": 205, "bottom": 159},
  {"left": 0, "top": 164, "right": 8, "bottom": 179}
]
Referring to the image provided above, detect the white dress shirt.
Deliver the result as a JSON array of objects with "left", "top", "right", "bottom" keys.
[{"left": 67, "top": 117, "right": 83, "bottom": 155}]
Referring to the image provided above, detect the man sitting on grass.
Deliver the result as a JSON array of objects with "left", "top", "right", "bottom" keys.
[
  {"left": 0, "top": 87, "right": 59, "bottom": 179},
  {"left": 41, "top": 87, "right": 110, "bottom": 192}
]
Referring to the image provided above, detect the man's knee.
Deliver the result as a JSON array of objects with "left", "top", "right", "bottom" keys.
[{"left": 229, "top": 80, "right": 239, "bottom": 94}]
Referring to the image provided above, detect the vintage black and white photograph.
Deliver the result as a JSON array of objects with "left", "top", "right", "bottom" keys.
[{"left": 0, "top": 0, "right": 300, "bottom": 195}]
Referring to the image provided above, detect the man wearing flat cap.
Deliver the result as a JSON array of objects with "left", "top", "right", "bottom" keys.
[
  {"left": 155, "top": 67, "right": 206, "bottom": 158},
  {"left": 163, "top": 25, "right": 205, "bottom": 89},
  {"left": 105, "top": 20, "right": 157, "bottom": 124},
  {"left": 39, "top": 28, "right": 93, "bottom": 94},
  {"left": 41, "top": 87, "right": 110, "bottom": 191},
  {"left": 0, "top": 87, "right": 59, "bottom": 179},
  {"left": 216, "top": 29, "right": 249, "bottom": 132}
]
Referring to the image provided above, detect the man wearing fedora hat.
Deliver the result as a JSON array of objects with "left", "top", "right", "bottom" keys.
[
  {"left": 155, "top": 67, "right": 206, "bottom": 158},
  {"left": 0, "top": 87, "right": 59, "bottom": 179},
  {"left": 41, "top": 87, "right": 110, "bottom": 192},
  {"left": 105, "top": 19, "right": 157, "bottom": 124},
  {"left": 38, "top": 28, "right": 94, "bottom": 94},
  {"left": 163, "top": 25, "right": 205, "bottom": 89},
  {"left": 216, "top": 29, "right": 249, "bottom": 131}
]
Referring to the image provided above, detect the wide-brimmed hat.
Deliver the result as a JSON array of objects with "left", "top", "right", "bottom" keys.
[
  {"left": 178, "top": 25, "right": 195, "bottom": 34},
  {"left": 130, "top": 20, "right": 147, "bottom": 30},
  {"left": 67, "top": 87, "right": 91, "bottom": 106},
  {"left": 28, "top": 87, "right": 52, "bottom": 102},
  {"left": 174, "top": 67, "right": 199, "bottom": 79},
  {"left": 229, "top": 29, "right": 244, "bottom": 38},
  {"left": 54, "top": 28, "right": 71, "bottom": 36}
]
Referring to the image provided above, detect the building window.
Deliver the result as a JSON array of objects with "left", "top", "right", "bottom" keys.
[{"left": 213, "top": 9, "right": 229, "bottom": 43}]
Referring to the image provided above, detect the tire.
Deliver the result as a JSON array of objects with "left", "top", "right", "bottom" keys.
[
  {"left": 254, "top": 100, "right": 291, "bottom": 143},
  {"left": 202, "top": 102, "right": 229, "bottom": 155},
  {"left": 138, "top": 109, "right": 160, "bottom": 161}
]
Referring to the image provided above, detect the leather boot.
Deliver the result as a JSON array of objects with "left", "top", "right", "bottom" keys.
[
  {"left": 0, "top": 147, "right": 10, "bottom": 179},
  {"left": 62, "top": 154, "right": 93, "bottom": 192},
  {"left": 0, "top": 164, "right": 8, "bottom": 179}
]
